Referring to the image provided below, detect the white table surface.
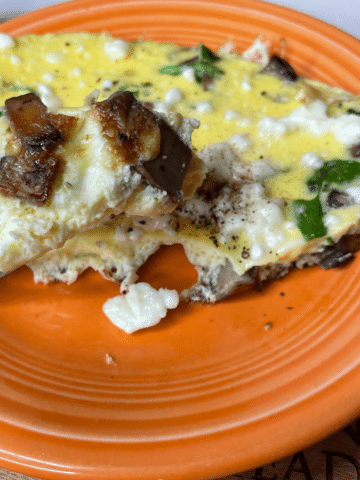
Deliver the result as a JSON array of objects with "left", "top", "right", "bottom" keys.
[{"left": 1, "top": 0, "right": 359, "bottom": 39}]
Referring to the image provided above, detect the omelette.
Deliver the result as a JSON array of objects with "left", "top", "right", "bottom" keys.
[
  {"left": 0, "top": 63, "right": 204, "bottom": 274},
  {"left": 1, "top": 32, "right": 360, "bottom": 302}
]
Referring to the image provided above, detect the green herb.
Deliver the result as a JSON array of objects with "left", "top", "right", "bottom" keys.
[
  {"left": 159, "top": 43, "right": 225, "bottom": 86},
  {"left": 199, "top": 43, "right": 221, "bottom": 62},
  {"left": 193, "top": 61, "right": 224, "bottom": 78},
  {"left": 347, "top": 108, "right": 360, "bottom": 116},
  {"left": 158, "top": 65, "right": 183, "bottom": 76},
  {"left": 294, "top": 159, "right": 360, "bottom": 241},
  {"left": 293, "top": 196, "right": 327, "bottom": 241},
  {"left": 0, "top": 111, "right": 3, "bottom": 117},
  {"left": 307, "top": 159, "right": 360, "bottom": 193},
  {"left": 1, "top": 80, "right": 37, "bottom": 95}
]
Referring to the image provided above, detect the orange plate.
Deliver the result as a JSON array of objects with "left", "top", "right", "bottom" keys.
[{"left": 2, "top": 1, "right": 360, "bottom": 479}]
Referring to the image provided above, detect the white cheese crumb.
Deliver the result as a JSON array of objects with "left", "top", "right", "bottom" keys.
[
  {"left": 228, "top": 133, "right": 252, "bottom": 153},
  {"left": 249, "top": 160, "right": 275, "bottom": 180},
  {"left": 37, "top": 84, "right": 62, "bottom": 112},
  {"left": 102, "top": 79, "right": 113, "bottom": 90},
  {"left": 218, "top": 40, "right": 237, "bottom": 55},
  {"left": 258, "top": 116, "right": 288, "bottom": 140},
  {"left": 181, "top": 66, "right": 196, "bottom": 82},
  {"left": 45, "top": 52, "right": 64, "bottom": 64},
  {"left": 224, "top": 110, "right": 239, "bottom": 121},
  {"left": 250, "top": 243, "right": 264, "bottom": 259},
  {"left": 104, "top": 40, "right": 130, "bottom": 61},
  {"left": 152, "top": 101, "right": 170, "bottom": 115},
  {"left": 300, "top": 152, "right": 324, "bottom": 168},
  {"left": 0, "top": 34, "right": 15, "bottom": 50},
  {"left": 285, "top": 221, "right": 297, "bottom": 230},
  {"left": 345, "top": 186, "right": 360, "bottom": 204},
  {"left": 241, "top": 35, "right": 271, "bottom": 66},
  {"left": 282, "top": 100, "right": 360, "bottom": 145},
  {"left": 324, "top": 214, "right": 340, "bottom": 227},
  {"left": 10, "top": 55, "right": 21, "bottom": 65},
  {"left": 42, "top": 72, "right": 55, "bottom": 83},
  {"left": 265, "top": 230, "right": 285, "bottom": 248},
  {"left": 79, "top": 80, "right": 86, "bottom": 88},
  {"left": 242, "top": 80, "right": 252, "bottom": 91},
  {"left": 103, "top": 283, "right": 180, "bottom": 334},
  {"left": 196, "top": 101, "right": 213, "bottom": 113},
  {"left": 164, "top": 87, "right": 183, "bottom": 105}
]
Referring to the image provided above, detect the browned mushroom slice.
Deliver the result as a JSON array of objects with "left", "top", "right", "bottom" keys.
[
  {"left": 261, "top": 55, "right": 298, "bottom": 81},
  {"left": 94, "top": 90, "right": 161, "bottom": 165},
  {"left": 0, "top": 151, "right": 61, "bottom": 206},
  {"left": 95, "top": 91, "right": 193, "bottom": 202},
  {"left": 5, "top": 93, "right": 62, "bottom": 151},
  {"left": 135, "top": 118, "right": 193, "bottom": 202}
]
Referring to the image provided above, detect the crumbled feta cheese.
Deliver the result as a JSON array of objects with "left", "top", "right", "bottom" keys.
[
  {"left": 182, "top": 66, "right": 195, "bottom": 82},
  {"left": 10, "top": 55, "right": 21, "bottom": 65},
  {"left": 242, "top": 35, "right": 271, "bottom": 66},
  {"left": 224, "top": 110, "right": 239, "bottom": 121},
  {"left": 265, "top": 230, "right": 285, "bottom": 248},
  {"left": 45, "top": 52, "right": 64, "bottom": 64},
  {"left": 332, "top": 114, "right": 360, "bottom": 145},
  {"left": 152, "top": 101, "right": 170, "bottom": 115},
  {"left": 285, "top": 221, "right": 297, "bottom": 230},
  {"left": 0, "top": 34, "right": 14, "bottom": 50},
  {"left": 196, "top": 101, "right": 213, "bottom": 113},
  {"left": 104, "top": 40, "right": 130, "bottom": 61},
  {"left": 249, "top": 160, "right": 275, "bottom": 180},
  {"left": 164, "top": 87, "right": 182, "bottom": 105},
  {"left": 37, "top": 84, "right": 62, "bottom": 112},
  {"left": 242, "top": 80, "right": 252, "bottom": 91},
  {"left": 102, "top": 79, "right": 113, "bottom": 90},
  {"left": 228, "top": 133, "right": 252, "bottom": 153},
  {"left": 42, "top": 72, "right": 55, "bottom": 83},
  {"left": 324, "top": 214, "right": 340, "bottom": 227},
  {"left": 250, "top": 243, "right": 264, "bottom": 259},
  {"left": 301, "top": 152, "right": 324, "bottom": 168},
  {"left": 258, "top": 116, "right": 288, "bottom": 140},
  {"left": 218, "top": 40, "right": 237, "bottom": 55},
  {"left": 103, "top": 283, "right": 180, "bottom": 334},
  {"left": 345, "top": 186, "right": 360, "bottom": 204},
  {"left": 282, "top": 100, "right": 360, "bottom": 145}
]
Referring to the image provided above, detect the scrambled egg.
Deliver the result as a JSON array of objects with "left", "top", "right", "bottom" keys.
[{"left": 1, "top": 32, "right": 360, "bottom": 301}]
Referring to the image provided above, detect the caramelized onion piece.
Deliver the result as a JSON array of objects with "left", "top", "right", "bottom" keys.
[
  {"left": 5, "top": 93, "right": 62, "bottom": 151},
  {"left": 94, "top": 91, "right": 161, "bottom": 164},
  {"left": 261, "top": 55, "right": 298, "bottom": 81},
  {"left": 0, "top": 93, "right": 77, "bottom": 206},
  {"left": 0, "top": 152, "right": 61, "bottom": 206}
]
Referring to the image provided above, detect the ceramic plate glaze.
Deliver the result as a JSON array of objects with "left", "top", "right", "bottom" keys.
[{"left": 2, "top": 1, "right": 360, "bottom": 479}]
